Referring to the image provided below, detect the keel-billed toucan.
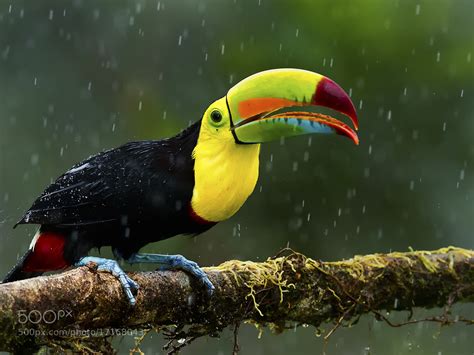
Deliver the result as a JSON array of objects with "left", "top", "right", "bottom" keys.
[{"left": 3, "top": 69, "right": 359, "bottom": 305}]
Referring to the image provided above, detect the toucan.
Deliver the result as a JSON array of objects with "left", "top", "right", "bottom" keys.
[{"left": 2, "top": 69, "right": 359, "bottom": 305}]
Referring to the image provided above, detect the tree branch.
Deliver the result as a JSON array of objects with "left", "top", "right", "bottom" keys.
[{"left": 0, "top": 247, "right": 473, "bottom": 353}]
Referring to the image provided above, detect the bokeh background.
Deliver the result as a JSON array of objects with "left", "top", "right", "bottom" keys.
[{"left": 0, "top": 0, "right": 473, "bottom": 354}]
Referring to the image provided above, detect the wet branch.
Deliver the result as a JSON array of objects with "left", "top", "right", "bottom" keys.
[{"left": 0, "top": 247, "right": 473, "bottom": 353}]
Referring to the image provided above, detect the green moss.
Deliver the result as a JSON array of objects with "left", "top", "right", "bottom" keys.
[{"left": 208, "top": 256, "right": 297, "bottom": 316}]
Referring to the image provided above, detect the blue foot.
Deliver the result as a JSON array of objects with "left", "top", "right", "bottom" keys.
[
  {"left": 75, "top": 256, "right": 139, "bottom": 306},
  {"left": 127, "top": 253, "right": 214, "bottom": 295}
]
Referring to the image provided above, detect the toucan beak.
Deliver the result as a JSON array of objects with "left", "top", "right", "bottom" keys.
[{"left": 227, "top": 68, "right": 359, "bottom": 145}]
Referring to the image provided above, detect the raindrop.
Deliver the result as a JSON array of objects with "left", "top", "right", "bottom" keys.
[
  {"left": 138, "top": 101, "right": 143, "bottom": 111},
  {"left": 30, "top": 154, "right": 39, "bottom": 166},
  {"left": 135, "top": 3, "right": 142, "bottom": 14},
  {"left": 157, "top": 1, "right": 161, "bottom": 11},
  {"left": 221, "top": 44, "right": 225, "bottom": 55},
  {"left": 87, "top": 81, "right": 92, "bottom": 91},
  {"left": 459, "top": 169, "right": 465, "bottom": 181},
  {"left": 330, "top": 58, "right": 334, "bottom": 68},
  {"left": 265, "top": 161, "right": 272, "bottom": 172},
  {"left": 377, "top": 229, "right": 383, "bottom": 239},
  {"left": 178, "top": 35, "right": 182, "bottom": 46},
  {"left": 359, "top": 100, "right": 363, "bottom": 110},
  {"left": 436, "top": 51, "right": 441, "bottom": 62},
  {"left": 362, "top": 205, "right": 366, "bottom": 214},
  {"left": 303, "top": 151, "right": 309, "bottom": 162},
  {"left": 295, "top": 28, "right": 299, "bottom": 37},
  {"left": 364, "top": 167, "right": 370, "bottom": 178},
  {"left": 467, "top": 52, "right": 472, "bottom": 63},
  {"left": 48, "top": 9, "right": 54, "bottom": 20},
  {"left": 460, "top": 89, "right": 464, "bottom": 98},
  {"left": 112, "top": 123, "right": 116, "bottom": 132},
  {"left": 403, "top": 87, "right": 407, "bottom": 96},
  {"left": 33, "top": 77, "right": 38, "bottom": 86},
  {"left": 409, "top": 180, "right": 415, "bottom": 190},
  {"left": 442, "top": 122, "right": 447, "bottom": 131},
  {"left": 415, "top": 4, "right": 421, "bottom": 15},
  {"left": 162, "top": 111, "right": 167, "bottom": 120},
  {"left": 307, "top": 213, "right": 311, "bottom": 222},
  {"left": 187, "top": 294, "right": 195, "bottom": 306},
  {"left": 129, "top": 16, "right": 135, "bottom": 26},
  {"left": 368, "top": 145, "right": 372, "bottom": 155},
  {"left": 292, "top": 161, "right": 298, "bottom": 172}
]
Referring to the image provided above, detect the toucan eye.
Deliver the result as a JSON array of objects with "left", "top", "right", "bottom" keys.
[{"left": 210, "top": 110, "right": 223, "bottom": 123}]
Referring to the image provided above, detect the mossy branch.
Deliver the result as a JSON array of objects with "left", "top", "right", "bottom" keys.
[{"left": 0, "top": 246, "right": 473, "bottom": 353}]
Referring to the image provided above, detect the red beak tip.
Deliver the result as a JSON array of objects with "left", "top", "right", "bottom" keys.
[{"left": 313, "top": 77, "right": 359, "bottom": 130}]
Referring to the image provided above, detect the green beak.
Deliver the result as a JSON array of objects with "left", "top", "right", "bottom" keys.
[{"left": 227, "top": 68, "right": 359, "bottom": 145}]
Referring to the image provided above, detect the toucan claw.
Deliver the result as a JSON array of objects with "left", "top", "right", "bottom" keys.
[{"left": 76, "top": 256, "right": 139, "bottom": 306}]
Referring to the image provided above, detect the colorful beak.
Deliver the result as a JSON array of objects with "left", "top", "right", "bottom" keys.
[{"left": 227, "top": 68, "right": 359, "bottom": 145}]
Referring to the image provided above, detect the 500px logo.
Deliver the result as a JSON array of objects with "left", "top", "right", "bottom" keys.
[{"left": 17, "top": 309, "right": 73, "bottom": 324}]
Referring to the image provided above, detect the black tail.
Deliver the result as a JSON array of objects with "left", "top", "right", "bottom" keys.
[{"left": 2, "top": 249, "right": 43, "bottom": 283}]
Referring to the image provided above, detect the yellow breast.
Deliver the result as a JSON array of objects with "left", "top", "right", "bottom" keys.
[{"left": 191, "top": 133, "right": 260, "bottom": 222}]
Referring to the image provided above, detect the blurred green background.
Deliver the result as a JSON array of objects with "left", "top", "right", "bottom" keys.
[{"left": 0, "top": 0, "right": 473, "bottom": 354}]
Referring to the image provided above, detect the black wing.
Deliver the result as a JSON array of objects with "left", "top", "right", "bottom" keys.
[{"left": 16, "top": 122, "right": 200, "bottom": 228}]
